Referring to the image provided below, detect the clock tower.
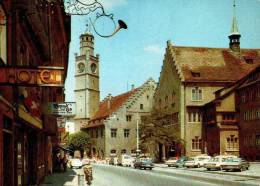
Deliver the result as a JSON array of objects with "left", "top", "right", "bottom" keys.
[{"left": 74, "top": 30, "right": 100, "bottom": 131}]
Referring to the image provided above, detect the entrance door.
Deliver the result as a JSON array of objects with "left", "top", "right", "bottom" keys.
[{"left": 3, "top": 132, "right": 13, "bottom": 186}]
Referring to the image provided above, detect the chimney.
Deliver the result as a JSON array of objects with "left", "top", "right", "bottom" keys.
[
  {"left": 131, "top": 84, "right": 135, "bottom": 90},
  {"left": 107, "top": 93, "right": 112, "bottom": 109}
]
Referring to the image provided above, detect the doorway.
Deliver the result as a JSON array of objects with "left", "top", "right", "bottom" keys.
[{"left": 3, "top": 132, "right": 13, "bottom": 186}]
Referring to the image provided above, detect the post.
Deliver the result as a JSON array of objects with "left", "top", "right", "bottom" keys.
[
  {"left": 78, "top": 173, "right": 85, "bottom": 186},
  {"left": 136, "top": 113, "right": 141, "bottom": 157}
]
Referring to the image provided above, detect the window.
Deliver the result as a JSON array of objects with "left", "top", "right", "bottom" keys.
[
  {"left": 256, "top": 135, "right": 260, "bottom": 147},
  {"left": 121, "top": 149, "right": 126, "bottom": 154},
  {"left": 96, "top": 129, "right": 98, "bottom": 138},
  {"left": 192, "top": 87, "right": 202, "bottom": 101},
  {"left": 226, "top": 135, "right": 238, "bottom": 151},
  {"left": 0, "top": 6, "right": 7, "bottom": 64},
  {"left": 147, "top": 95, "right": 149, "bottom": 100},
  {"left": 111, "top": 129, "right": 117, "bottom": 138},
  {"left": 140, "top": 104, "right": 143, "bottom": 110},
  {"left": 110, "top": 149, "right": 116, "bottom": 154},
  {"left": 100, "top": 128, "right": 103, "bottom": 138},
  {"left": 124, "top": 129, "right": 130, "bottom": 138},
  {"left": 126, "top": 115, "right": 132, "bottom": 122},
  {"left": 192, "top": 136, "right": 202, "bottom": 150},
  {"left": 188, "top": 111, "right": 202, "bottom": 123}
]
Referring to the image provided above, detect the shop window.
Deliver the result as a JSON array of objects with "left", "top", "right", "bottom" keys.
[
  {"left": 192, "top": 87, "right": 202, "bottom": 101},
  {"left": 0, "top": 6, "right": 7, "bottom": 64}
]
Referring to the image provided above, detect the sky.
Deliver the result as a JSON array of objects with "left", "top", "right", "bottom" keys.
[{"left": 64, "top": 0, "right": 260, "bottom": 102}]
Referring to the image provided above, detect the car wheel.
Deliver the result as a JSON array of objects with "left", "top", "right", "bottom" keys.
[
  {"left": 207, "top": 168, "right": 211, "bottom": 171},
  {"left": 246, "top": 167, "right": 249, "bottom": 170},
  {"left": 149, "top": 167, "right": 152, "bottom": 170}
]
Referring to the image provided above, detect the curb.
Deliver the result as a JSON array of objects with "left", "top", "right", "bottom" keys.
[
  {"left": 154, "top": 164, "right": 260, "bottom": 180},
  {"left": 154, "top": 169, "right": 260, "bottom": 186}
]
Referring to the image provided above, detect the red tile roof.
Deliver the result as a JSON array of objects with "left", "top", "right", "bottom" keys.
[
  {"left": 171, "top": 46, "right": 260, "bottom": 82},
  {"left": 90, "top": 89, "right": 139, "bottom": 122}
]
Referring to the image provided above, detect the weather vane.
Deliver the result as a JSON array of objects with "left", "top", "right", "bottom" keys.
[{"left": 63, "top": 0, "right": 127, "bottom": 37}]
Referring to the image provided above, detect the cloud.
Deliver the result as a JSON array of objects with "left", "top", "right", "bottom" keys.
[
  {"left": 99, "top": 0, "right": 127, "bottom": 10},
  {"left": 144, "top": 44, "right": 164, "bottom": 54}
]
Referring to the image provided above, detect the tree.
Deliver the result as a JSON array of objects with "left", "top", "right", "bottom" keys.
[
  {"left": 68, "top": 131, "right": 90, "bottom": 153},
  {"left": 140, "top": 109, "right": 185, "bottom": 159}
]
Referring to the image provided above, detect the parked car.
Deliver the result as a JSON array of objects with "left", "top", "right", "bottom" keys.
[
  {"left": 204, "top": 155, "right": 237, "bottom": 170},
  {"left": 118, "top": 155, "right": 135, "bottom": 167},
  {"left": 221, "top": 158, "right": 250, "bottom": 172},
  {"left": 134, "top": 158, "right": 154, "bottom": 170},
  {"left": 165, "top": 157, "right": 179, "bottom": 167},
  {"left": 70, "top": 158, "right": 83, "bottom": 169},
  {"left": 184, "top": 155, "right": 211, "bottom": 168},
  {"left": 171, "top": 156, "right": 188, "bottom": 168}
]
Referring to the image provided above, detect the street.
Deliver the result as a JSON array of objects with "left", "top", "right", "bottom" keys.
[{"left": 41, "top": 164, "right": 260, "bottom": 186}]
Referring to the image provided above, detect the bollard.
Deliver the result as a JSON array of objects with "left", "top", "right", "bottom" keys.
[{"left": 78, "top": 173, "right": 85, "bottom": 186}]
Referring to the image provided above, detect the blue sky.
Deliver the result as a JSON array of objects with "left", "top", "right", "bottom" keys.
[{"left": 65, "top": 0, "right": 260, "bottom": 101}]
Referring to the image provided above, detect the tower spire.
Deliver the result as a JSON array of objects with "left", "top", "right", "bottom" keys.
[
  {"left": 228, "top": 0, "right": 241, "bottom": 53},
  {"left": 230, "top": 0, "right": 239, "bottom": 35}
]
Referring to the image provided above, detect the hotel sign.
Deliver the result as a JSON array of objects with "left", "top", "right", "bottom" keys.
[
  {"left": 47, "top": 102, "right": 76, "bottom": 116},
  {"left": 0, "top": 66, "right": 64, "bottom": 86}
]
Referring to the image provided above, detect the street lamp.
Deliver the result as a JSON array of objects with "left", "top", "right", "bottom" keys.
[{"left": 136, "top": 113, "right": 142, "bottom": 159}]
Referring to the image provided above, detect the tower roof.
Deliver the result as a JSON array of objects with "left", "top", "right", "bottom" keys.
[{"left": 229, "top": 0, "right": 240, "bottom": 36}]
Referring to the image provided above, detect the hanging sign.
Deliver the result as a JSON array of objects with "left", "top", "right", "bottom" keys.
[
  {"left": 47, "top": 102, "right": 76, "bottom": 116},
  {"left": 0, "top": 66, "right": 64, "bottom": 86}
]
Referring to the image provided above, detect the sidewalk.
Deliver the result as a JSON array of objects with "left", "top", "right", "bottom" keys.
[
  {"left": 40, "top": 169, "right": 83, "bottom": 186},
  {"left": 154, "top": 162, "right": 260, "bottom": 179}
]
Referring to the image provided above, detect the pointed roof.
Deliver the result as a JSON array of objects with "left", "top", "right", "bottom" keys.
[
  {"left": 230, "top": 0, "right": 240, "bottom": 36},
  {"left": 89, "top": 89, "right": 139, "bottom": 122}
]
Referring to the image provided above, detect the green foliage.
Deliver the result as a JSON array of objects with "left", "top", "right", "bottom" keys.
[{"left": 68, "top": 131, "right": 89, "bottom": 151}]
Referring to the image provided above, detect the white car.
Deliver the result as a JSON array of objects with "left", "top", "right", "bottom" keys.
[
  {"left": 165, "top": 157, "right": 179, "bottom": 167},
  {"left": 70, "top": 158, "right": 83, "bottom": 169},
  {"left": 184, "top": 155, "right": 211, "bottom": 168},
  {"left": 204, "top": 155, "right": 237, "bottom": 170},
  {"left": 118, "top": 155, "right": 135, "bottom": 167}
]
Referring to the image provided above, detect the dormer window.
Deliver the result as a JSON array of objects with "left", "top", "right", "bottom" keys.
[{"left": 191, "top": 71, "right": 201, "bottom": 77}]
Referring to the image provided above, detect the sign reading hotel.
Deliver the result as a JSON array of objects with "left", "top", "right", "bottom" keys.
[
  {"left": 0, "top": 66, "right": 64, "bottom": 86},
  {"left": 48, "top": 102, "right": 76, "bottom": 116}
]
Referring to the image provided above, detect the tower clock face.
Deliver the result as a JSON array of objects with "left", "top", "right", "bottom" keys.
[
  {"left": 77, "top": 63, "right": 85, "bottom": 73},
  {"left": 90, "top": 63, "right": 97, "bottom": 73}
]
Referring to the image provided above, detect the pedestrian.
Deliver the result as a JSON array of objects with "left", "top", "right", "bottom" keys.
[{"left": 62, "top": 155, "right": 68, "bottom": 172}]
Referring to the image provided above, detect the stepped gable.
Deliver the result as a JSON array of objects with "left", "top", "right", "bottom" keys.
[
  {"left": 169, "top": 45, "right": 260, "bottom": 82},
  {"left": 90, "top": 89, "right": 139, "bottom": 122}
]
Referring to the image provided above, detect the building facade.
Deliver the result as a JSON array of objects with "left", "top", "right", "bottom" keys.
[
  {"left": 0, "top": 0, "right": 70, "bottom": 185},
  {"left": 74, "top": 31, "right": 100, "bottom": 132},
  {"left": 236, "top": 66, "right": 260, "bottom": 160},
  {"left": 82, "top": 79, "right": 156, "bottom": 158},
  {"left": 153, "top": 10, "right": 260, "bottom": 158},
  {"left": 203, "top": 88, "right": 239, "bottom": 157}
]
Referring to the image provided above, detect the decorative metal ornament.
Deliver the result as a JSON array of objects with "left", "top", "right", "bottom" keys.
[{"left": 63, "top": 0, "right": 127, "bottom": 37}]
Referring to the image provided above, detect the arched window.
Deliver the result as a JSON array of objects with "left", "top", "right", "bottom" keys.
[{"left": 0, "top": 5, "right": 7, "bottom": 64}]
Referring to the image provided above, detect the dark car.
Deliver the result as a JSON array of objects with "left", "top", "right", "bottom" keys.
[
  {"left": 172, "top": 156, "right": 188, "bottom": 168},
  {"left": 221, "top": 158, "right": 250, "bottom": 172},
  {"left": 134, "top": 158, "right": 154, "bottom": 170}
]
